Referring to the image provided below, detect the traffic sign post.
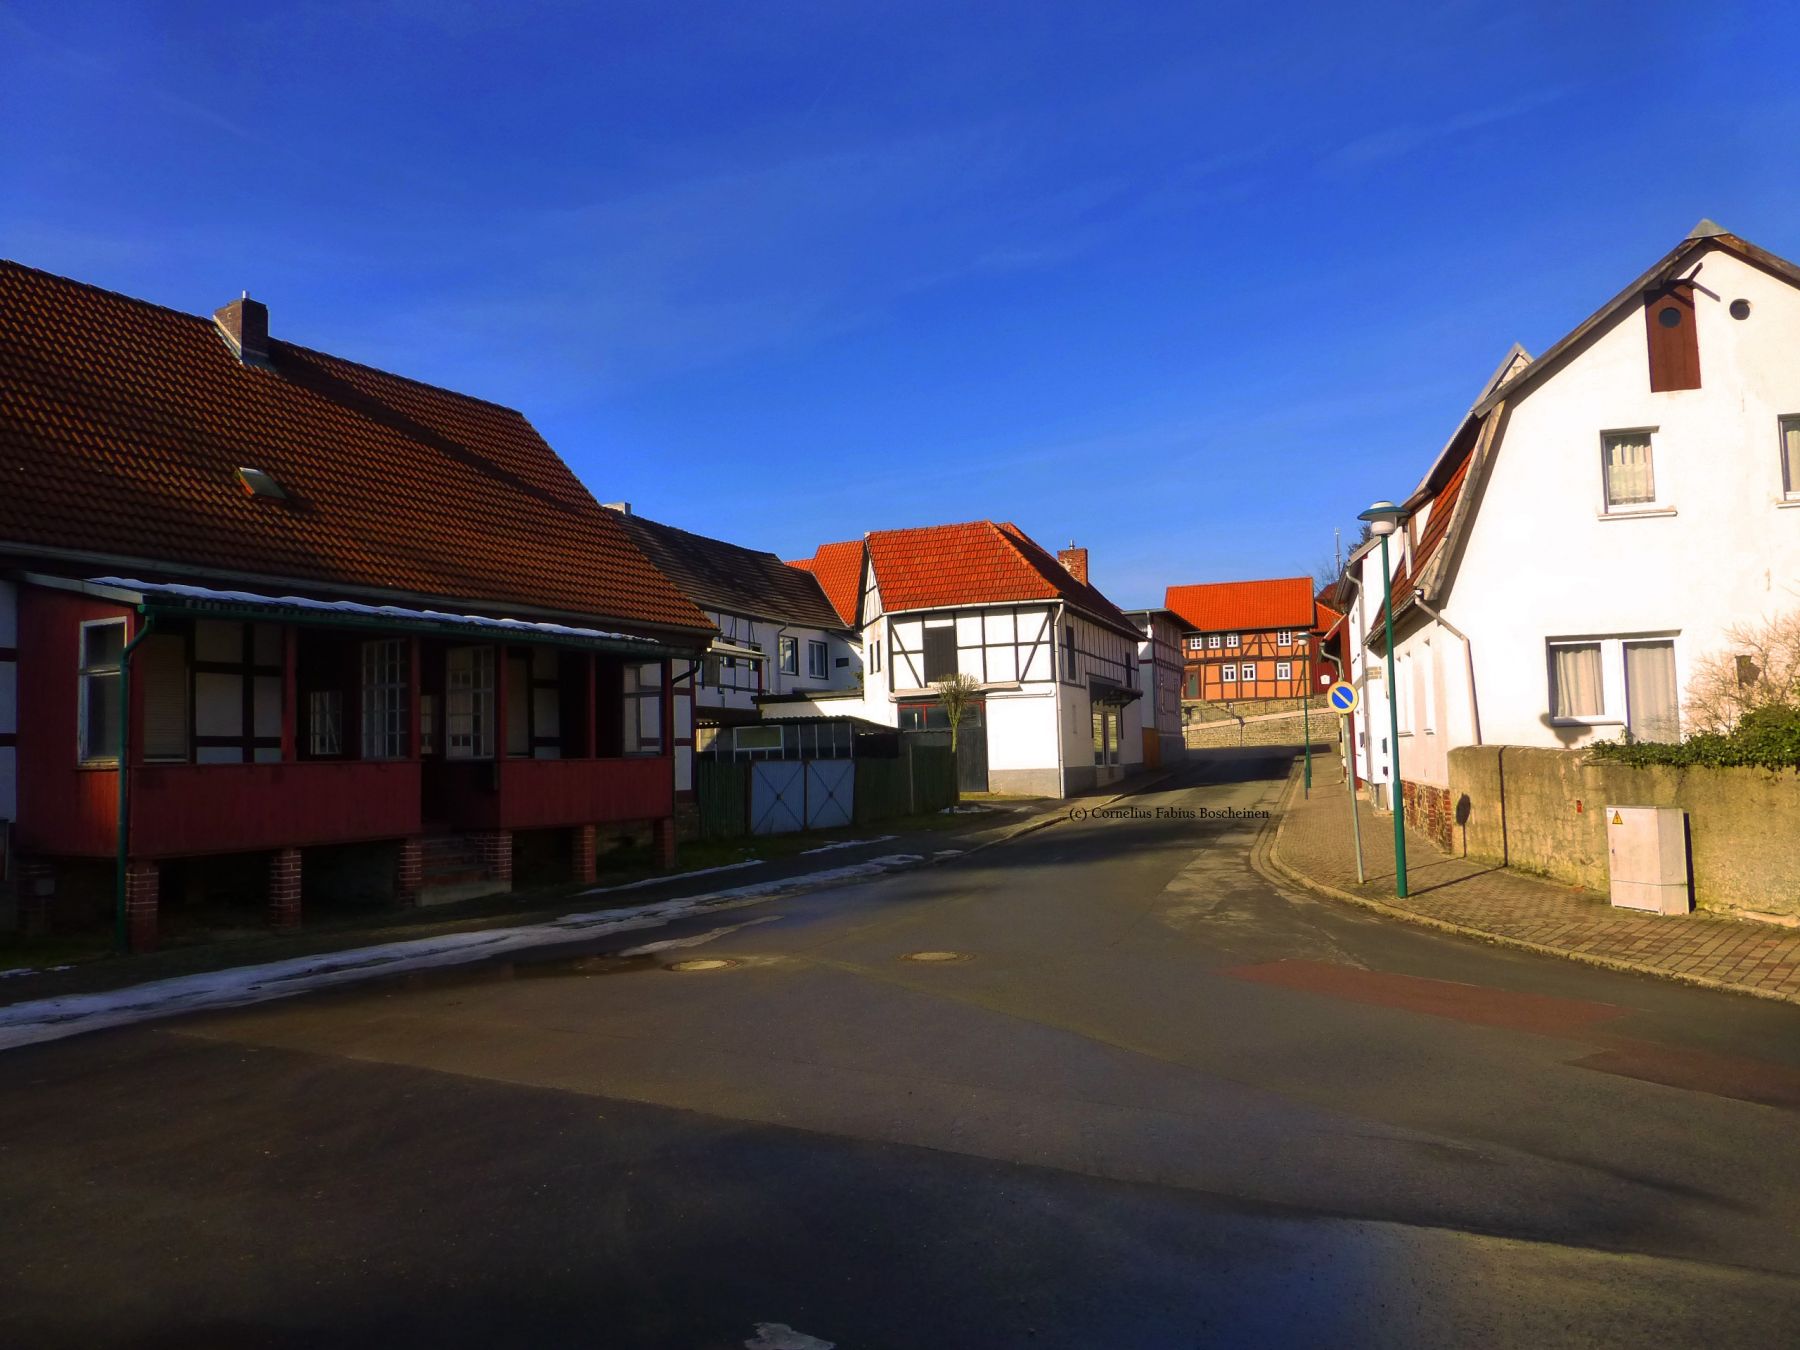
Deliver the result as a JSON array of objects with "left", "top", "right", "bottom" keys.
[{"left": 1326, "top": 680, "right": 1366, "bottom": 884}]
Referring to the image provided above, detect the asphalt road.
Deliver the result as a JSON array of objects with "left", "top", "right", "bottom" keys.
[{"left": 4, "top": 748, "right": 1799, "bottom": 1349}]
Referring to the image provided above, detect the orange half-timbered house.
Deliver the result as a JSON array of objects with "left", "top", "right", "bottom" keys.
[{"left": 1164, "top": 577, "right": 1333, "bottom": 704}]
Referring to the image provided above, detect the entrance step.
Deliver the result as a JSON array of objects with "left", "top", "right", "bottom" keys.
[{"left": 416, "top": 832, "right": 510, "bottom": 907}]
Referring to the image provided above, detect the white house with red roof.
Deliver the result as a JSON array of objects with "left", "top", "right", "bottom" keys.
[
  {"left": 768, "top": 523, "right": 1145, "bottom": 796},
  {"left": 1351, "top": 221, "right": 1800, "bottom": 845}
]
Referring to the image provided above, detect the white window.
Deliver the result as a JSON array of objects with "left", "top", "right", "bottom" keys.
[
  {"left": 624, "top": 662, "right": 664, "bottom": 755},
  {"left": 1548, "top": 642, "right": 1605, "bottom": 720},
  {"left": 778, "top": 636, "right": 798, "bottom": 675},
  {"left": 1277, "top": 630, "right": 1294, "bottom": 647},
  {"left": 360, "top": 639, "right": 410, "bottom": 759},
  {"left": 1276, "top": 661, "right": 1292, "bottom": 680},
  {"left": 1625, "top": 640, "right": 1680, "bottom": 742},
  {"left": 1207, "top": 635, "right": 1221, "bottom": 650},
  {"left": 1186, "top": 636, "right": 1204, "bottom": 651},
  {"left": 1421, "top": 640, "right": 1436, "bottom": 733},
  {"left": 446, "top": 646, "right": 496, "bottom": 758},
  {"left": 1226, "top": 633, "right": 1240, "bottom": 648},
  {"left": 1780, "top": 415, "right": 1800, "bottom": 500},
  {"left": 1601, "top": 429, "right": 1658, "bottom": 511},
  {"left": 309, "top": 690, "right": 343, "bottom": 756},
  {"left": 78, "top": 619, "right": 126, "bottom": 764},
  {"left": 1240, "top": 662, "right": 1256, "bottom": 681},
  {"left": 868, "top": 633, "right": 883, "bottom": 675},
  {"left": 807, "top": 640, "right": 828, "bottom": 679},
  {"left": 1221, "top": 664, "right": 1237, "bottom": 682}
]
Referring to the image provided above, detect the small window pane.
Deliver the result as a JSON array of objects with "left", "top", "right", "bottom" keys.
[
  {"left": 1781, "top": 416, "right": 1800, "bottom": 497},
  {"left": 1551, "top": 644, "right": 1604, "bottom": 718},
  {"left": 82, "top": 622, "right": 124, "bottom": 668},
  {"left": 82, "top": 672, "right": 121, "bottom": 761},
  {"left": 1603, "top": 432, "right": 1655, "bottom": 507}
]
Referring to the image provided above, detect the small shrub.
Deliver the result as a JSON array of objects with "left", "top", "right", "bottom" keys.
[{"left": 1591, "top": 705, "right": 1800, "bottom": 771}]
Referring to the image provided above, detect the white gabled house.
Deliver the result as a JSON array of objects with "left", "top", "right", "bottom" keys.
[
  {"left": 604, "top": 506, "right": 861, "bottom": 796},
  {"left": 1123, "top": 607, "right": 1187, "bottom": 768},
  {"left": 1359, "top": 220, "right": 1800, "bottom": 840},
  {"left": 769, "top": 523, "right": 1145, "bottom": 796}
]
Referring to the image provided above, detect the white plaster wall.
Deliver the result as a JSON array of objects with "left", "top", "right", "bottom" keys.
[
  {"left": 985, "top": 691, "right": 1058, "bottom": 774},
  {"left": 1424, "top": 245, "right": 1800, "bottom": 757}
]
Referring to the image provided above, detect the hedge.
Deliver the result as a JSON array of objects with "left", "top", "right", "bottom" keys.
[{"left": 1589, "top": 706, "right": 1800, "bottom": 771}]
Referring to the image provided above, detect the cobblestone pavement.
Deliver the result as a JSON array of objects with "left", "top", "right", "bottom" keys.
[{"left": 1268, "top": 766, "right": 1800, "bottom": 1005}]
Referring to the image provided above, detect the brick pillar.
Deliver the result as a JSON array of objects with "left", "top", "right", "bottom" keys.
[
  {"left": 476, "top": 830, "right": 513, "bottom": 888},
  {"left": 16, "top": 861, "right": 55, "bottom": 938},
  {"left": 570, "top": 824, "right": 596, "bottom": 885},
  {"left": 395, "top": 837, "right": 423, "bottom": 908},
  {"left": 268, "top": 847, "right": 302, "bottom": 931},
  {"left": 124, "top": 859, "right": 160, "bottom": 953},
  {"left": 652, "top": 817, "right": 676, "bottom": 870}
]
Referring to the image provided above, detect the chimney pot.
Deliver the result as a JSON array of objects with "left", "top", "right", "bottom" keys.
[
  {"left": 1057, "top": 544, "right": 1089, "bottom": 585},
  {"left": 214, "top": 296, "right": 269, "bottom": 364},
  {"left": 602, "top": 501, "right": 631, "bottom": 516}
]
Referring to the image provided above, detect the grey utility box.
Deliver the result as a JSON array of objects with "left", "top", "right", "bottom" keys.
[{"left": 1605, "top": 806, "right": 1690, "bottom": 915}]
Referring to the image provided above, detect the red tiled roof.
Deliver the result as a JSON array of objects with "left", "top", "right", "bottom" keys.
[
  {"left": 865, "top": 519, "right": 1136, "bottom": 635},
  {"left": 1389, "top": 452, "right": 1471, "bottom": 598},
  {"left": 0, "top": 260, "right": 709, "bottom": 634},
  {"left": 1163, "top": 576, "right": 1317, "bottom": 633},
  {"left": 788, "top": 540, "right": 864, "bottom": 627}
]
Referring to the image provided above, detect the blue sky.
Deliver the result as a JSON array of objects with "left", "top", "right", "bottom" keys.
[{"left": 5, "top": 1, "right": 1799, "bottom": 608}]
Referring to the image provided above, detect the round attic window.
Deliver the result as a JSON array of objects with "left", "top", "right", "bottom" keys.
[
  {"left": 1730, "top": 298, "right": 1752, "bottom": 320},
  {"left": 1658, "top": 306, "right": 1683, "bottom": 328}
]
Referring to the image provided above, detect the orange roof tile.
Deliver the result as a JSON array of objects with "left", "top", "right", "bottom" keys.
[
  {"left": 789, "top": 540, "right": 864, "bottom": 627},
  {"left": 1164, "top": 577, "right": 1318, "bottom": 633},
  {"left": 0, "top": 260, "right": 709, "bottom": 634},
  {"left": 866, "top": 520, "right": 1136, "bottom": 636}
]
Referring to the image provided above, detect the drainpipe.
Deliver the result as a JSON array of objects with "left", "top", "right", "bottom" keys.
[
  {"left": 114, "top": 607, "right": 156, "bottom": 952},
  {"left": 1411, "top": 590, "right": 1481, "bottom": 746}
]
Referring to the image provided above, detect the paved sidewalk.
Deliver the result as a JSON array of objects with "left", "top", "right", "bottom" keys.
[{"left": 1266, "top": 767, "right": 1800, "bottom": 1006}]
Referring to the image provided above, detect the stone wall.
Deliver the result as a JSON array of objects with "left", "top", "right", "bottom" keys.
[
  {"left": 1185, "top": 709, "right": 1341, "bottom": 751},
  {"left": 1446, "top": 745, "right": 1800, "bottom": 920}
]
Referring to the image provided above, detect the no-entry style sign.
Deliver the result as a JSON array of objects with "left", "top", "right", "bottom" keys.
[{"left": 1327, "top": 680, "right": 1358, "bottom": 714}]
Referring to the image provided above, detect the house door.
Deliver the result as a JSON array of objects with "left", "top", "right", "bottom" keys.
[{"left": 1092, "top": 707, "right": 1121, "bottom": 785}]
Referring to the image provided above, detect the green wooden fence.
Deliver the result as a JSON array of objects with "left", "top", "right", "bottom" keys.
[{"left": 696, "top": 760, "right": 750, "bottom": 840}]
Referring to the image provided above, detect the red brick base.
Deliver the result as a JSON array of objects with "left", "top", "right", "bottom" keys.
[
  {"left": 570, "top": 825, "right": 597, "bottom": 885},
  {"left": 395, "top": 837, "right": 423, "bottom": 908},
  {"left": 474, "top": 831, "right": 513, "bottom": 888},
  {"left": 125, "top": 859, "right": 159, "bottom": 953},
  {"left": 16, "top": 861, "right": 54, "bottom": 938},
  {"left": 269, "top": 847, "right": 302, "bottom": 931},
  {"left": 1400, "top": 780, "right": 1455, "bottom": 853},
  {"left": 653, "top": 817, "right": 676, "bottom": 869}
]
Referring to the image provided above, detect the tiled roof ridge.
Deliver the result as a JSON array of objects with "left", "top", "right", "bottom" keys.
[
  {"left": 617, "top": 507, "right": 789, "bottom": 568},
  {"left": 0, "top": 256, "right": 530, "bottom": 419}
]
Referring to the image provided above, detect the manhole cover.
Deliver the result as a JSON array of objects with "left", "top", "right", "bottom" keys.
[
  {"left": 666, "top": 958, "right": 739, "bottom": 972},
  {"left": 900, "top": 950, "right": 971, "bottom": 964}
]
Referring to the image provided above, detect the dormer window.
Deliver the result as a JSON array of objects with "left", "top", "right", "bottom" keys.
[{"left": 236, "top": 466, "right": 287, "bottom": 500}]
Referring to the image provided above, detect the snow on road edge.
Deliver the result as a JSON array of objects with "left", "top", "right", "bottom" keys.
[{"left": 0, "top": 854, "right": 926, "bottom": 1052}]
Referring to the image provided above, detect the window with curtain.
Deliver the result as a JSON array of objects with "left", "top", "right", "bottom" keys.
[
  {"left": 1780, "top": 415, "right": 1800, "bottom": 499},
  {"left": 1625, "top": 641, "right": 1680, "bottom": 742},
  {"left": 1602, "top": 430, "right": 1656, "bottom": 509},
  {"left": 1550, "top": 643, "right": 1604, "bottom": 718},
  {"left": 445, "top": 646, "right": 495, "bottom": 758}
]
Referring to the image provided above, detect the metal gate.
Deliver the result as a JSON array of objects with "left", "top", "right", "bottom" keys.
[
  {"left": 805, "top": 760, "right": 853, "bottom": 829},
  {"left": 750, "top": 761, "right": 805, "bottom": 835}
]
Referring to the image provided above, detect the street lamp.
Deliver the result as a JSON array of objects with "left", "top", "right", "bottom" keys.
[{"left": 1357, "top": 500, "right": 1409, "bottom": 899}]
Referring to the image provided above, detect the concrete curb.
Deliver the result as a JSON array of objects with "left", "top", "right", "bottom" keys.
[{"left": 1253, "top": 767, "right": 1800, "bottom": 1009}]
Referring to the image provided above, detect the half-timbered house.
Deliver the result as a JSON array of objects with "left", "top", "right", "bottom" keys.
[
  {"left": 770, "top": 522, "right": 1144, "bottom": 795},
  {"left": 1164, "top": 577, "right": 1331, "bottom": 705},
  {"left": 0, "top": 261, "right": 713, "bottom": 949},
  {"left": 604, "top": 508, "right": 860, "bottom": 796},
  {"left": 1123, "top": 608, "right": 1187, "bottom": 767}
]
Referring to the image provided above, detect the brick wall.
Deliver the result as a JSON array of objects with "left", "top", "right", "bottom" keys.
[
  {"left": 125, "top": 859, "right": 159, "bottom": 952},
  {"left": 473, "top": 830, "right": 514, "bottom": 887},
  {"left": 1400, "top": 780, "right": 1454, "bottom": 852},
  {"left": 394, "top": 837, "right": 423, "bottom": 907},
  {"left": 268, "top": 847, "right": 302, "bottom": 930},
  {"left": 570, "top": 824, "right": 597, "bottom": 885}
]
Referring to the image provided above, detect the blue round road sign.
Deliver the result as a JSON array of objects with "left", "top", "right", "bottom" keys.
[{"left": 1327, "top": 681, "right": 1358, "bottom": 713}]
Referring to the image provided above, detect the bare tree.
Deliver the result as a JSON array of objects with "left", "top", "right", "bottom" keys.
[
  {"left": 1684, "top": 609, "right": 1800, "bottom": 733},
  {"left": 934, "top": 672, "right": 982, "bottom": 753}
]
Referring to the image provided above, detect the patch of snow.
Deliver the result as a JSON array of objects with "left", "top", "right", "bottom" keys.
[
  {"left": 581, "top": 859, "right": 761, "bottom": 896},
  {"left": 0, "top": 968, "right": 36, "bottom": 980},
  {"left": 798, "top": 835, "right": 895, "bottom": 855},
  {"left": 932, "top": 849, "right": 965, "bottom": 859},
  {"left": 0, "top": 854, "right": 929, "bottom": 1053},
  {"left": 939, "top": 804, "right": 993, "bottom": 814},
  {"left": 745, "top": 1325, "right": 836, "bottom": 1350},
  {"left": 618, "top": 915, "right": 781, "bottom": 956}
]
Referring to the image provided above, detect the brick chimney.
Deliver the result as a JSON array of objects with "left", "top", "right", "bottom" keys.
[
  {"left": 214, "top": 293, "right": 269, "bottom": 364},
  {"left": 1057, "top": 542, "right": 1089, "bottom": 585}
]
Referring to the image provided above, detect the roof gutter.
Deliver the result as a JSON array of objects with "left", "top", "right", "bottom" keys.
[{"left": 1410, "top": 590, "right": 1481, "bottom": 747}]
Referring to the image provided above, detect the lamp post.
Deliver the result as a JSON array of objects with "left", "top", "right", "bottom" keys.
[{"left": 1357, "top": 500, "right": 1409, "bottom": 899}]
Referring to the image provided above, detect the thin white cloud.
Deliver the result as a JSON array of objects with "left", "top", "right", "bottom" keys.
[{"left": 1321, "top": 86, "right": 1572, "bottom": 175}]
